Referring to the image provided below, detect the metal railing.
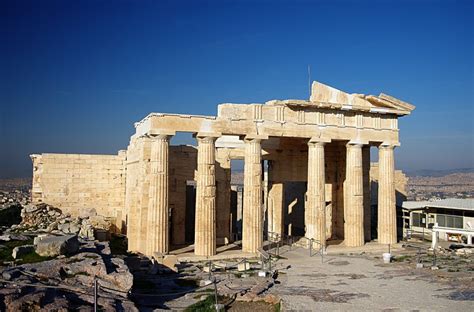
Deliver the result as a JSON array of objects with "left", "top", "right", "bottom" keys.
[{"left": 265, "top": 231, "right": 325, "bottom": 263}]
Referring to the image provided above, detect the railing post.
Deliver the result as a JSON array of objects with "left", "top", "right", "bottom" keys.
[
  {"left": 93, "top": 276, "right": 98, "bottom": 312},
  {"left": 213, "top": 277, "right": 219, "bottom": 311},
  {"left": 321, "top": 244, "right": 324, "bottom": 263}
]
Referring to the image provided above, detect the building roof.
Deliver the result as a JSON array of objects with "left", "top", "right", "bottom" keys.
[{"left": 402, "top": 198, "right": 474, "bottom": 211}]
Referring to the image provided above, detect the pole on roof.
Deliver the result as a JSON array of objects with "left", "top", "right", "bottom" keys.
[{"left": 308, "top": 65, "right": 311, "bottom": 98}]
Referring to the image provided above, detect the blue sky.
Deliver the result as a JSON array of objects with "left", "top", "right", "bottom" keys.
[{"left": 1, "top": 0, "right": 473, "bottom": 178}]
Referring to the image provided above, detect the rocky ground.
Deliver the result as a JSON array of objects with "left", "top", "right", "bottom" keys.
[
  {"left": 0, "top": 203, "right": 279, "bottom": 311},
  {"left": 1, "top": 201, "right": 473, "bottom": 311}
]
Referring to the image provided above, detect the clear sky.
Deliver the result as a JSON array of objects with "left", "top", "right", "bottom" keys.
[{"left": 1, "top": 0, "right": 473, "bottom": 178}]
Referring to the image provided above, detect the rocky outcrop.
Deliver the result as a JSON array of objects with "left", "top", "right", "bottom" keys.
[
  {"left": 0, "top": 241, "right": 136, "bottom": 311},
  {"left": 35, "top": 234, "right": 79, "bottom": 257},
  {"left": 9, "top": 203, "right": 112, "bottom": 241}
]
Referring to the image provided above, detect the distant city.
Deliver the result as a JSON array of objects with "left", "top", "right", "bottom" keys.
[
  {"left": 229, "top": 168, "right": 474, "bottom": 201},
  {"left": 406, "top": 170, "right": 474, "bottom": 201}
]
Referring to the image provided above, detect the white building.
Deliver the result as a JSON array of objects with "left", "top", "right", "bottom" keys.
[{"left": 402, "top": 198, "right": 474, "bottom": 246}]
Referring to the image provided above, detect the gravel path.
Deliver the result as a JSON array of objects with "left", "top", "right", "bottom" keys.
[{"left": 269, "top": 248, "right": 473, "bottom": 311}]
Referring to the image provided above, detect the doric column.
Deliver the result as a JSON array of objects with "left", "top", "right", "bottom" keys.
[
  {"left": 194, "top": 135, "right": 218, "bottom": 256},
  {"left": 344, "top": 143, "right": 364, "bottom": 247},
  {"left": 242, "top": 138, "right": 263, "bottom": 253},
  {"left": 216, "top": 149, "right": 231, "bottom": 244},
  {"left": 362, "top": 146, "right": 371, "bottom": 241},
  {"left": 378, "top": 145, "right": 397, "bottom": 244},
  {"left": 146, "top": 134, "right": 171, "bottom": 256},
  {"left": 268, "top": 182, "right": 284, "bottom": 236},
  {"left": 305, "top": 139, "right": 327, "bottom": 248}
]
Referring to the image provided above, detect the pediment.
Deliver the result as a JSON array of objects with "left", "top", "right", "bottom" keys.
[{"left": 309, "top": 81, "right": 415, "bottom": 114}]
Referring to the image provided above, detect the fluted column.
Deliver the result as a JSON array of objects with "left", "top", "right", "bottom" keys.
[
  {"left": 194, "top": 135, "right": 218, "bottom": 256},
  {"left": 378, "top": 145, "right": 397, "bottom": 244},
  {"left": 344, "top": 143, "right": 364, "bottom": 247},
  {"left": 362, "top": 146, "right": 371, "bottom": 241},
  {"left": 146, "top": 134, "right": 171, "bottom": 256},
  {"left": 305, "top": 140, "right": 326, "bottom": 248},
  {"left": 242, "top": 138, "right": 263, "bottom": 253}
]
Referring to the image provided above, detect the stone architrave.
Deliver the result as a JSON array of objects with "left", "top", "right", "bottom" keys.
[
  {"left": 194, "top": 135, "right": 218, "bottom": 256},
  {"left": 146, "top": 134, "right": 171, "bottom": 256},
  {"left": 242, "top": 138, "right": 263, "bottom": 253},
  {"left": 305, "top": 139, "right": 327, "bottom": 248},
  {"left": 344, "top": 142, "right": 364, "bottom": 247},
  {"left": 378, "top": 144, "right": 397, "bottom": 244}
]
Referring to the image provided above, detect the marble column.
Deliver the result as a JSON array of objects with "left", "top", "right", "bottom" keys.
[
  {"left": 194, "top": 135, "right": 217, "bottom": 256},
  {"left": 378, "top": 145, "right": 397, "bottom": 244},
  {"left": 216, "top": 150, "right": 231, "bottom": 245},
  {"left": 268, "top": 182, "right": 284, "bottom": 236},
  {"left": 146, "top": 134, "right": 171, "bottom": 256},
  {"left": 362, "top": 146, "right": 371, "bottom": 241},
  {"left": 305, "top": 140, "right": 326, "bottom": 248},
  {"left": 242, "top": 138, "right": 263, "bottom": 253},
  {"left": 344, "top": 143, "right": 364, "bottom": 247}
]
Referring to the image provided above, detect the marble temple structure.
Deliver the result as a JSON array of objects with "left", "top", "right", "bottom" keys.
[{"left": 30, "top": 81, "right": 415, "bottom": 257}]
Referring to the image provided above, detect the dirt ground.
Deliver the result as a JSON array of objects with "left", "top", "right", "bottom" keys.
[{"left": 267, "top": 245, "right": 473, "bottom": 311}]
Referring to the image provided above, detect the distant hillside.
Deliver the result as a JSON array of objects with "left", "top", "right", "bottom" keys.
[{"left": 404, "top": 168, "right": 474, "bottom": 177}]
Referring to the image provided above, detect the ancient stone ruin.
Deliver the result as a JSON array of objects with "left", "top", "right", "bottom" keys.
[{"left": 30, "top": 81, "right": 415, "bottom": 258}]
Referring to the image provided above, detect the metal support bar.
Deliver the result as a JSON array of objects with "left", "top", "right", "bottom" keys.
[{"left": 93, "top": 276, "right": 98, "bottom": 312}]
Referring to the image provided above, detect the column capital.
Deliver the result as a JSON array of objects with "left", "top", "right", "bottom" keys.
[
  {"left": 196, "top": 136, "right": 219, "bottom": 144},
  {"left": 195, "top": 132, "right": 222, "bottom": 139},
  {"left": 346, "top": 139, "right": 369, "bottom": 146},
  {"left": 379, "top": 142, "right": 399, "bottom": 149},
  {"left": 346, "top": 141, "right": 365, "bottom": 148},
  {"left": 147, "top": 129, "right": 175, "bottom": 138},
  {"left": 308, "top": 137, "right": 331, "bottom": 146},
  {"left": 240, "top": 134, "right": 268, "bottom": 142}
]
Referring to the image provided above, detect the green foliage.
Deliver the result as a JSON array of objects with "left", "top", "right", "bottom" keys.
[
  {"left": 0, "top": 239, "right": 34, "bottom": 264},
  {"left": 392, "top": 255, "right": 411, "bottom": 262},
  {"left": 64, "top": 271, "right": 89, "bottom": 278},
  {"left": 274, "top": 302, "right": 281, "bottom": 312},
  {"left": 184, "top": 295, "right": 216, "bottom": 312},
  {"left": 17, "top": 251, "right": 52, "bottom": 264}
]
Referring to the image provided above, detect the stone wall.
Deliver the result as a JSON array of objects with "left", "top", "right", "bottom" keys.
[
  {"left": 30, "top": 152, "right": 126, "bottom": 221},
  {"left": 370, "top": 163, "right": 408, "bottom": 206}
]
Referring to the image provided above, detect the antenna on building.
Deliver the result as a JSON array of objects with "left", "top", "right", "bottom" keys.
[{"left": 308, "top": 65, "right": 311, "bottom": 98}]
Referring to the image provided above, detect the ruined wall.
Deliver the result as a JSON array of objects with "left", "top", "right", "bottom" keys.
[
  {"left": 370, "top": 163, "right": 408, "bottom": 206},
  {"left": 30, "top": 152, "right": 126, "bottom": 221}
]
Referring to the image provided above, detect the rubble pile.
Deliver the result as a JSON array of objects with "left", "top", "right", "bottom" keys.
[
  {"left": 0, "top": 241, "right": 136, "bottom": 311},
  {"left": 0, "top": 190, "right": 30, "bottom": 208},
  {"left": 11, "top": 203, "right": 112, "bottom": 240},
  {"left": 0, "top": 200, "right": 137, "bottom": 310}
]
